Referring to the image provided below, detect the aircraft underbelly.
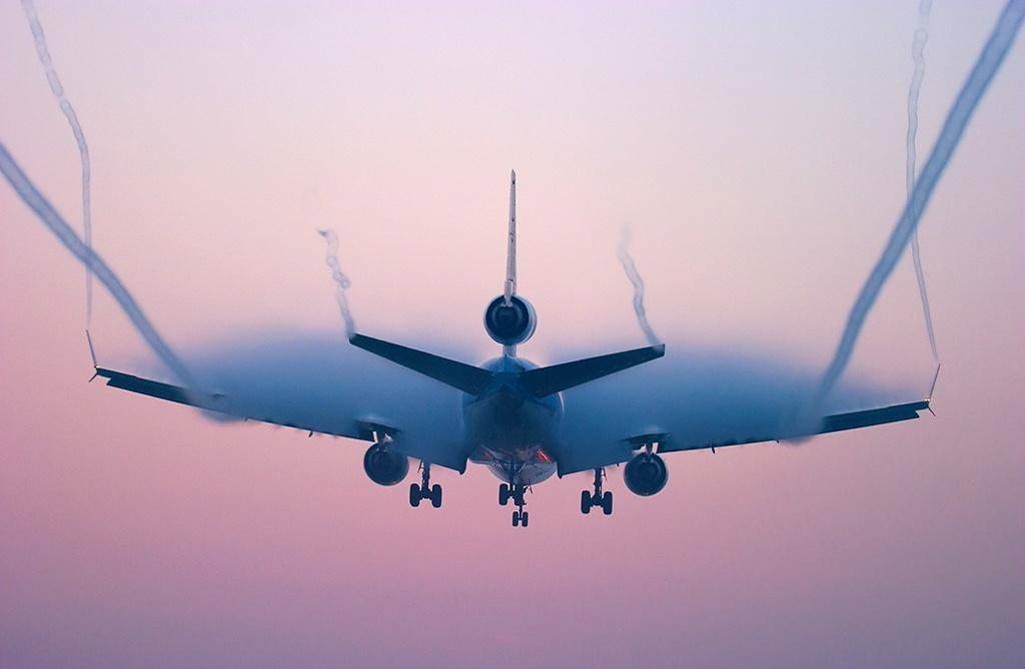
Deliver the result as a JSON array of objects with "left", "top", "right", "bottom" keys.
[{"left": 463, "top": 390, "right": 559, "bottom": 485}]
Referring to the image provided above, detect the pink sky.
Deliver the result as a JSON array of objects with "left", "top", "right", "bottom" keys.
[{"left": 1, "top": 1, "right": 1023, "bottom": 666}]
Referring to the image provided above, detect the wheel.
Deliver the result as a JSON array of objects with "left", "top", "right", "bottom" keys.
[
  {"left": 601, "top": 491, "right": 613, "bottom": 516},
  {"left": 512, "top": 511, "right": 520, "bottom": 527},
  {"left": 580, "top": 490, "right": 592, "bottom": 514},
  {"left": 409, "top": 483, "right": 421, "bottom": 507},
  {"left": 520, "top": 511, "right": 529, "bottom": 527},
  {"left": 430, "top": 484, "right": 443, "bottom": 508},
  {"left": 499, "top": 483, "right": 510, "bottom": 506}
]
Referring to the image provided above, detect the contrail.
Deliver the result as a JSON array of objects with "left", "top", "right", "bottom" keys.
[
  {"left": 318, "top": 228, "right": 356, "bottom": 338},
  {"left": 813, "top": 0, "right": 1024, "bottom": 409},
  {"left": 21, "top": 0, "right": 94, "bottom": 326},
  {"left": 907, "top": 0, "right": 940, "bottom": 361},
  {"left": 0, "top": 142, "right": 196, "bottom": 388},
  {"left": 618, "top": 227, "right": 660, "bottom": 346}
]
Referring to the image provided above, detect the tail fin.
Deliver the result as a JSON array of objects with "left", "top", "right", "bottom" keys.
[{"left": 504, "top": 170, "right": 516, "bottom": 303}]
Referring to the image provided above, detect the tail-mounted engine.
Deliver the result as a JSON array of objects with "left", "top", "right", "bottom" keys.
[
  {"left": 363, "top": 443, "right": 410, "bottom": 486},
  {"left": 484, "top": 295, "right": 537, "bottom": 346},
  {"left": 623, "top": 452, "right": 669, "bottom": 496}
]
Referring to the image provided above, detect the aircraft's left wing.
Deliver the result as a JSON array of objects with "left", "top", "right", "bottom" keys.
[
  {"left": 90, "top": 333, "right": 471, "bottom": 472},
  {"left": 97, "top": 368, "right": 228, "bottom": 412}
]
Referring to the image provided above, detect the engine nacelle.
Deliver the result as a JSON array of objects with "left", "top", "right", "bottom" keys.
[
  {"left": 624, "top": 452, "right": 669, "bottom": 496},
  {"left": 363, "top": 443, "right": 410, "bottom": 486},
  {"left": 484, "top": 295, "right": 537, "bottom": 346}
]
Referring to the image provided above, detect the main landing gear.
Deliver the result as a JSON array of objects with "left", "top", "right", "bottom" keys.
[
  {"left": 581, "top": 467, "right": 613, "bottom": 515},
  {"left": 499, "top": 482, "right": 529, "bottom": 527},
  {"left": 409, "top": 462, "right": 442, "bottom": 508}
]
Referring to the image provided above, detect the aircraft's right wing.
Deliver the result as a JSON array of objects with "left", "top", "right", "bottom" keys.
[
  {"left": 650, "top": 399, "right": 932, "bottom": 454},
  {"left": 548, "top": 345, "right": 937, "bottom": 476}
]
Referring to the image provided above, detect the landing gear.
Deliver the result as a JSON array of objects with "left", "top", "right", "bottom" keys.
[
  {"left": 409, "top": 462, "right": 442, "bottom": 508},
  {"left": 498, "top": 482, "right": 525, "bottom": 508},
  {"left": 501, "top": 482, "right": 529, "bottom": 527},
  {"left": 581, "top": 467, "right": 613, "bottom": 515}
]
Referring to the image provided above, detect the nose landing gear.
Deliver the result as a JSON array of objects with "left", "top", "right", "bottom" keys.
[
  {"left": 409, "top": 462, "right": 442, "bottom": 508},
  {"left": 581, "top": 467, "right": 613, "bottom": 515},
  {"left": 499, "top": 482, "right": 530, "bottom": 527}
]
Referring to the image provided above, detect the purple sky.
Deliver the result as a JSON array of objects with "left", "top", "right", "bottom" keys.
[{"left": 1, "top": 1, "right": 1023, "bottom": 667}]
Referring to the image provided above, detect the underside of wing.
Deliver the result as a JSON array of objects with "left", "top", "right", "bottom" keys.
[
  {"left": 549, "top": 344, "right": 934, "bottom": 476},
  {"left": 92, "top": 332, "right": 470, "bottom": 472}
]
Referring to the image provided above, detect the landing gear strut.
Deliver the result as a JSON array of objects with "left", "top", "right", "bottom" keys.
[
  {"left": 409, "top": 462, "right": 442, "bottom": 508},
  {"left": 581, "top": 467, "right": 613, "bottom": 515},
  {"left": 499, "top": 482, "right": 529, "bottom": 527}
]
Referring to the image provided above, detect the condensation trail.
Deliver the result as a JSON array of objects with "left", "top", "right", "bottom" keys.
[
  {"left": 0, "top": 142, "right": 196, "bottom": 388},
  {"left": 21, "top": 0, "right": 94, "bottom": 325},
  {"left": 814, "top": 0, "right": 1025, "bottom": 409},
  {"left": 907, "top": 0, "right": 940, "bottom": 361},
  {"left": 617, "top": 227, "right": 660, "bottom": 346},
  {"left": 318, "top": 228, "right": 356, "bottom": 338}
]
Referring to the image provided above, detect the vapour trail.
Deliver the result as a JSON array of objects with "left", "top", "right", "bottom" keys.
[
  {"left": 21, "top": 0, "right": 94, "bottom": 326},
  {"left": 907, "top": 0, "right": 940, "bottom": 361},
  {"left": 617, "top": 227, "right": 660, "bottom": 346},
  {"left": 813, "top": 0, "right": 1025, "bottom": 409},
  {"left": 318, "top": 228, "right": 357, "bottom": 338},
  {"left": 0, "top": 142, "right": 196, "bottom": 388}
]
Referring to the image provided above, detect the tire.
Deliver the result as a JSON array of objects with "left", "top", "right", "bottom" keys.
[
  {"left": 430, "top": 484, "right": 443, "bottom": 508},
  {"left": 499, "top": 483, "right": 510, "bottom": 506},
  {"left": 601, "top": 491, "right": 614, "bottom": 516},
  {"left": 409, "top": 483, "right": 421, "bottom": 507},
  {"left": 512, "top": 511, "right": 520, "bottom": 527},
  {"left": 520, "top": 512, "right": 529, "bottom": 527},
  {"left": 580, "top": 490, "right": 592, "bottom": 514}
]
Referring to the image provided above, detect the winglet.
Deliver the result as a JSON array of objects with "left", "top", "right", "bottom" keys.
[
  {"left": 926, "top": 363, "right": 941, "bottom": 415},
  {"left": 86, "top": 330, "right": 99, "bottom": 381}
]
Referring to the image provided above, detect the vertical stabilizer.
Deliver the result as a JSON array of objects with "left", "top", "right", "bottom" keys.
[{"left": 504, "top": 170, "right": 517, "bottom": 303}]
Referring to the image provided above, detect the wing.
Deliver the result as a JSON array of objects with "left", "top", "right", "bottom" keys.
[
  {"left": 549, "top": 345, "right": 935, "bottom": 476},
  {"left": 92, "top": 332, "right": 470, "bottom": 472}
]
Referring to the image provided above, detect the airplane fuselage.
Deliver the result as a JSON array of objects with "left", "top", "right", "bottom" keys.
[{"left": 463, "top": 354, "right": 562, "bottom": 486}]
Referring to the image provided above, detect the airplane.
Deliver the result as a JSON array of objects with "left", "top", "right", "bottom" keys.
[{"left": 90, "top": 171, "right": 935, "bottom": 528}]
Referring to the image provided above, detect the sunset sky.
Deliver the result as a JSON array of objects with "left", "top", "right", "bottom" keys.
[{"left": 1, "top": 1, "right": 1023, "bottom": 666}]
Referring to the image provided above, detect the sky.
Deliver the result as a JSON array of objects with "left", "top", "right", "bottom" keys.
[{"left": 1, "top": 1, "right": 1023, "bottom": 667}]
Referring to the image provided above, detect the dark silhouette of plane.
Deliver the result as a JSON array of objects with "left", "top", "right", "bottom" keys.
[{"left": 93, "top": 172, "right": 934, "bottom": 528}]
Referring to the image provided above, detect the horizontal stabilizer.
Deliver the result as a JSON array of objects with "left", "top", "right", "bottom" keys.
[
  {"left": 520, "top": 344, "right": 665, "bottom": 397},
  {"left": 350, "top": 334, "right": 494, "bottom": 395}
]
